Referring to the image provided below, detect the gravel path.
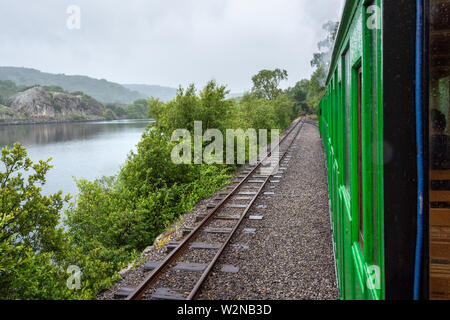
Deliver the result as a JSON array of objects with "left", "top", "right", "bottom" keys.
[
  {"left": 197, "top": 122, "right": 338, "bottom": 300},
  {"left": 99, "top": 121, "right": 338, "bottom": 300}
]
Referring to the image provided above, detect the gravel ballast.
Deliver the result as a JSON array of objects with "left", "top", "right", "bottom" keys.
[
  {"left": 99, "top": 121, "right": 338, "bottom": 300},
  {"left": 197, "top": 122, "right": 338, "bottom": 300}
]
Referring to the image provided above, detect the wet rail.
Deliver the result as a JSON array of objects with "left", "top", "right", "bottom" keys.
[{"left": 125, "top": 119, "right": 304, "bottom": 300}]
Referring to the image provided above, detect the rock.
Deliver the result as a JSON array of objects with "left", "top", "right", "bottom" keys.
[{"left": 8, "top": 86, "right": 104, "bottom": 119}]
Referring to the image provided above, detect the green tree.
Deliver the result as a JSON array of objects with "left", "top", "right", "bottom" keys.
[
  {"left": 105, "top": 103, "right": 128, "bottom": 118},
  {"left": 0, "top": 143, "right": 119, "bottom": 299},
  {"left": 306, "top": 65, "right": 327, "bottom": 113},
  {"left": 0, "top": 80, "right": 19, "bottom": 106},
  {"left": 251, "top": 69, "right": 288, "bottom": 100},
  {"left": 103, "top": 109, "right": 117, "bottom": 120},
  {"left": 285, "top": 79, "right": 311, "bottom": 115},
  {"left": 127, "top": 99, "right": 150, "bottom": 119},
  {"left": 0, "top": 143, "right": 70, "bottom": 298}
]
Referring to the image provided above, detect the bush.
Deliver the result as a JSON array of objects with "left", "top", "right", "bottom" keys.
[
  {"left": 1, "top": 77, "right": 299, "bottom": 300},
  {"left": 70, "top": 114, "right": 87, "bottom": 121},
  {"left": 103, "top": 109, "right": 116, "bottom": 120},
  {"left": 0, "top": 143, "right": 121, "bottom": 299}
]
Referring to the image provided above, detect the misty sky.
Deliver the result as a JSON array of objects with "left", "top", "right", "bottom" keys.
[{"left": 0, "top": 0, "right": 345, "bottom": 93}]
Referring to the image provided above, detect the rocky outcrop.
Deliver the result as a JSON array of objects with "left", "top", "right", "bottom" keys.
[{"left": 8, "top": 86, "right": 105, "bottom": 119}]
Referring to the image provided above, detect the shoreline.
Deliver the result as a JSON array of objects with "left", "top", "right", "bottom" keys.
[{"left": 0, "top": 118, "right": 153, "bottom": 127}]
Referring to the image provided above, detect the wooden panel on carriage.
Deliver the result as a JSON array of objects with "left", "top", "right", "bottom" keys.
[{"left": 429, "top": 0, "right": 450, "bottom": 300}]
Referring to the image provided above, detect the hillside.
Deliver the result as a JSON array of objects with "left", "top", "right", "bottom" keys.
[
  {"left": 122, "top": 84, "right": 177, "bottom": 102},
  {"left": 1, "top": 86, "right": 105, "bottom": 121},
  {"left": 0, "top": 67, "right": 149, "bottom": 104}
]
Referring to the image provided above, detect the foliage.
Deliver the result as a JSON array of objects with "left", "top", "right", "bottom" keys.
[
  {"left": 103, "top": 109, "right": 116, "bottom": 121},
  {"left": 105, "top": 99, "right": 151, "bottom": 120},
  {"left": 1, "top": 73, "right": 298, "bottom": 299},
  {"left": 233, "top": 93, "right": 293, "bottom": 132},
  {"left": 127, "top": 99, "right": 150, "bottom": 119},
  {"left": 0, "top": 143, "right": 118, "bottom": 299},
  {"left": 0, "top": 80, "right": 30, "bottom": 107},
  {"left": 251, "top": 69, "right": 288, "bottom": 100},
  {"left": 43, "top": 85, "right": 66, "bottom": 94},
  {"left": 64, "top": 78, "right": 297, "bottom": 298},
  {"left": 285, "top": 79, "right": 310, "bottom": 115},
  {"left": 0, "top": 105, "right": 15, "bottom": 116},
  {"left": 70, "top": 114, "right": 88, "bottom": 121}
]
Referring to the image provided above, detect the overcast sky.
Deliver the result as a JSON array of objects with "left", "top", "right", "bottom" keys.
[{"left": 0, "top": 0, "right": 344, "bottom": 93}]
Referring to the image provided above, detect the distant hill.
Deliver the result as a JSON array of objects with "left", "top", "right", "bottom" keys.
[
  {"left": 122, "top": 84, "right": 177, "bottom": 102},
  {"left": 0, "top": 67, "right": 173, "bottom": 104}
]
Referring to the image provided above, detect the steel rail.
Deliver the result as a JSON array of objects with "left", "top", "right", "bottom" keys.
[
  {"left": 126, "top": 119, "right": 303, "bottom": 300},
  {"left": 187, "top": 120, "right": 304, "bottom": 299}
]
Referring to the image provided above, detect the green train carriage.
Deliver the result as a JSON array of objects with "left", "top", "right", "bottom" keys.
[{"left": 318, "top": 0, "right": 450, "bottom": 300}]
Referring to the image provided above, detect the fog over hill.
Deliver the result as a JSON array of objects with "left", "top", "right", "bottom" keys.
[
  {"left": 122, "top": 84, "right": 177, "bottom": 102},
  {"left": 0, "top": 67, "right": 178, "bottom": 104}
]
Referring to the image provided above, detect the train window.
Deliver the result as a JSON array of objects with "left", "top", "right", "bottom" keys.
[
  {"left": 357, "top": 67, "right": 364, "bottom": 253},
  {"left": 344, "top": 50, "right": 351, "bottom": 194},
  {"left": 428, "top": 0, "right": 450, "bottom": 300}
]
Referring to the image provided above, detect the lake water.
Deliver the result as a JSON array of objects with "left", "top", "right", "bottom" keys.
[{"left": 0, "top": 119, "right": 152, "bottom": 198}]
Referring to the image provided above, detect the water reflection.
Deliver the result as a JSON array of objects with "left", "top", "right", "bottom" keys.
[
  {"left": 0, "top": 119, "right": 152, "bottom": 197},
  {"left": 0, "top": 119, "right": 152, "bottom": 147}
]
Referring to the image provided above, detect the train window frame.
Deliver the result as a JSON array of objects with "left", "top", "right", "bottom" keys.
[
  {"left": 357, "top": 66, "right": 364, "bottom": 254},
  {"left": 344, "top": 48, "right": 352, "bottom": 196},
  {"left": 363, "top": 0, "right": 382, "bottom": 281}
]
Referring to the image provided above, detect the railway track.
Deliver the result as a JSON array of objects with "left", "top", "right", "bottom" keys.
[{"left": 122, "top": 119, "right": 304, "bottom": 300}]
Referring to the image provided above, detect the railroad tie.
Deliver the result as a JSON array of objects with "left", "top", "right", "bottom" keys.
[
  {"left": 238, "top": 191, "right": 257, "bottom": 195},
  {"left": 248, "top": 179, "right": 265, "bottom": 183},
  {"left": 195, "top": 214, "right": 207, "bottom": 223},
  {"left": 233, "top": 196, "right": 252, "bottom": 201},
  {"left": 190, "top": 242, "right": 221, "bottom": 249},
  {"left": 144, "top": 261, "right": 162, "bottom": 271},
  {"left": 114, "top": 286, "right": 136, "bottom": 299},
  {"left": 221, "top": 265, "right": 240, "bottom": 273},
  {"left": 126, "top": 121, "right": 303, "bottom": 300},
  {"left": 226, "top": 204, "right": 247, "bottom": 208},
  {"left": 214, "top": 214, "right": 241, "bottom": 220},
  {"left": 166, "top": 241, "right": 221, "bottom": 253},
  {"left": 183, "top": 227, "right": 232, "bottom": 236},
  {"left": 243, "top": 228, "right": 256, "bottom": 234},
  {"left": 232, "top": 243, "right": 250, "bottom": 250},
  {"left": 151, "top": 288, "right": 185, "bottom": 300},
  {"left": 172, "top": 262, "right": 207, "bottom": 272}
]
